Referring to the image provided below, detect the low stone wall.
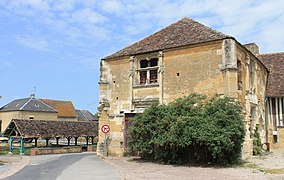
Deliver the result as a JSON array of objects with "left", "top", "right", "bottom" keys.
[{"left": 30, "top": 146, "right": 82, "bottom": 156}]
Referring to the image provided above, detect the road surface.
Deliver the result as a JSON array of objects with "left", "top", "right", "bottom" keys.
[{"left": 4, "top": 153, "right": 120, "bottom": 180}]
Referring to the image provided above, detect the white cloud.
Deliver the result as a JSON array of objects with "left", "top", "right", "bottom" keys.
[
  {"left": 71, "top": 8, "right": 107, "bottom": 25},
  {"left": 51, "top": 0, "right": 76, "bottom": 12},
  {"left": 99, "top": 0, "right": 124, "bottom": 14},
  {"left": 15, "top": 35, "right": 54, "bottom": 52},
  {"left": 0, "top": 60, "right": 12, "bottom": 66},
  {"left": 1, "top": 0, "right": 284, "bottom": 55},
  {"left": 107, "top": 0, "right": 284, "bottom": 53}
]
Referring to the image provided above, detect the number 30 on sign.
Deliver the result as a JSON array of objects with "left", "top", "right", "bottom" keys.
[{"left": 101, "top": 124, "right": 110, "bottom": 134}]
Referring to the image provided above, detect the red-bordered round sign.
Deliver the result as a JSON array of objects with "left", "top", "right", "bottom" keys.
[{"left": 101, "top": 124, "right": 110, "bottom": 134}]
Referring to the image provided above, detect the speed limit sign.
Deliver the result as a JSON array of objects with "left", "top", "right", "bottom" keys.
[{"left": 101, "top": 124, "right": 110, "bottom": 134}]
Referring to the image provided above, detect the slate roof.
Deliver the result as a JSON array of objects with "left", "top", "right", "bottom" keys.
[
  {"left": 259, "top": 52, "right": 284, "bottom": 97},
  {"left": 0, "top": 97, "right": 57, "bottom": 113},
  {"left": 105, "top": 17, "right": 231, "bottom": 59},
  {"left": 76, "top": 110, "right": 97, "bottom": 121},
  {"left": 4, "top": 119, "right": 98, "bottom": 138},
  {"left": 39, "top": 99, "right": 77, "bottom": 118}
]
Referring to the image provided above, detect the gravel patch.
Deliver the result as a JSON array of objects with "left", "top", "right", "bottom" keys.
[{"left": 104, "top": 151, "right": 284, "bottom": 180}]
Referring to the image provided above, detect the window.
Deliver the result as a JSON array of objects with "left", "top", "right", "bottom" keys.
[
  {"left": 237, "top": 60, "right": 242, "bottom": 90},
  {"left": 138, "top": 58, "right": 158, "bottom": 85}
]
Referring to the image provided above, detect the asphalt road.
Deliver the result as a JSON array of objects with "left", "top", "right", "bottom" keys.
[{"left": 3, "top": 153, "right": 120, "bottom": 180}]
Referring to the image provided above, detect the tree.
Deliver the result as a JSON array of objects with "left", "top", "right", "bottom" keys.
[{"left": 129, "top": 94, "right": 245, "bottom": 165}]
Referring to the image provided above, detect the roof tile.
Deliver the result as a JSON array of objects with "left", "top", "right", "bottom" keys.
[
  {"left": 105, "top": 17, "right": 230, "bottom": 59},
  {"left": 39, "top": 99, "right": 77, "bottom": 118},
  {"left": 259, "top": 52, "right": 284, "bottom": 97}
]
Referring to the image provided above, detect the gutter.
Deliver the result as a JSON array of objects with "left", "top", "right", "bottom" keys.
[{"left": 265, "top": 97, "right": 269, "bottom": 144}]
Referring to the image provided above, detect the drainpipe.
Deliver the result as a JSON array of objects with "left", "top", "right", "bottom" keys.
[{"left": 264, "top": 97, "right": 269, "bottom": 151}]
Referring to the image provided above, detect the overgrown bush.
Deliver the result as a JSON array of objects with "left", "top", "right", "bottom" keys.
[
  {"left": 129, "top": 94, "right": 245, "bottom": 165},
  {"left": 253, "top": 126, "right": 263, "bottom": 156}
]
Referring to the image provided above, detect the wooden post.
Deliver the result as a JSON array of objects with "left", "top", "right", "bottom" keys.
[
  {"left": 270, "top": 98, "right": 273, "bottom": 125},
  {"left": 279, "top": 98, "right": 283, "bottom": 126},
  {"left": 91, "top": 136, "right": 94, "bottom": 145},
  {"left": 34, "top": 138, "right": 38, "bottom": 147},
  {"left": 20, "top": 138, "right": 24, "bottom": 155},
  {"left": 67, "top": 137, "right": 71, "bottom": 146},
  {"left": 56, "top": 137, "right": 60, "bottom": 146},
  {"left": 45, "top": 138, "right": 49, "bottom": 147},
  {"left": 276, "top": 97, "right": 279, "bottom": 127},
  {"left": 9, "top": 137, "right": 13, "bottom": 154},
  {"left": 74, "top": 137, "right": 78, "bottom": 146},
  {"left": 280, "top": 97, "right": 283, "bottom": 126},
  {"left": 85, "top": 136, "right": 89, "bottom": 146}
]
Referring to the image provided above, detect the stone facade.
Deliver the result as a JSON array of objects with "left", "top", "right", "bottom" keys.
[{"left": 97, "top": 18, "right": 268, "bottom": 157}]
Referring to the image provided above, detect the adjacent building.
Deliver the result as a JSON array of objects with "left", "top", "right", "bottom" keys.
[
  {"left": 76, "top": 109, "right": 98, "bottom": 122},
  {"left": 0, "top": 95, "right": 58, "bottom": 132},
  {"left": 97, "top": 17, "right": 268, "bottom": 157},
  {"left": 259, "top": 53, "right": 284, "bottom": 150},
  {"left": 0, "top": 96, "right": 81, "bottom": 133},
  {"left": 39, "top": 99, "right": 78, "bottom": 121}
]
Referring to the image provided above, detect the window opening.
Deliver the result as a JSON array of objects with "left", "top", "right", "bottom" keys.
[
  {"left": 139, "top": 58, "right": 159, "bottom": 85},
  {"left": 237, "top": 60, "right": 242, "bottom": 90},
  {"left": 150, "top": 69, "right": 158, "bottom": 83},
  {"left": 140, "top": 71, "right": 147, "bottom": 84},
  {"left": 150, "top": 58, "right": 158, "bottom": 67},
  {"left": 140, "top": 60, "right": 148, "bottom": 68}
]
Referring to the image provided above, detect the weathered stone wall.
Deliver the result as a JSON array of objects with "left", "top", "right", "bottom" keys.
[
  {"left": 133, "top": 86, "right": 159, "bottom": 100},
  {"left": 30, "top": 146, "right": 82, "bottom": 156},
  {"left": 97, "top": 39, "right": 268, "bottom": 157},
  {"left": 98, "top": 57, "right": 131, "bottom": 156},
  {"left": 235, "top": 43, "right": 268, "bottom": 157},
  {"left": 269, "top": 127, "right": 284, "bottom": 150},
  {"left": 163, "top": 42, "right": 224, "bottom": 103}
]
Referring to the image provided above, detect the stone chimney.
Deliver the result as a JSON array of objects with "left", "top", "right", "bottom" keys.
[{"left": 243, "top": 43, "right": 259, "bottom": 56}]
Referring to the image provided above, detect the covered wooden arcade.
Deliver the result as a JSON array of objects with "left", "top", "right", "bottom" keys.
[{"left": 3, "top": 119, "right": 98, "bottom": 154}]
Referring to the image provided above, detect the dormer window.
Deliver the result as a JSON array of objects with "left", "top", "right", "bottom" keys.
[{"left": 138, "top": 58, "right": 158, "bottom": 85}]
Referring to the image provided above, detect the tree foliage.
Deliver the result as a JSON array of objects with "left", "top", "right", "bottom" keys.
[{"left": 128, "top": 94, "right": 245, "bottom": 165}]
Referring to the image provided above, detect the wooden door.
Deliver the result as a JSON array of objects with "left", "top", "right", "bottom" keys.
[{"left": 124, "top": 113, "right": 136, "bottom": 151}]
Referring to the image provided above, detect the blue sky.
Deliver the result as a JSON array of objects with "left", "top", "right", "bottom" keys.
[{"left": 0, "top": 0, "right": 284, "bottom": 113}]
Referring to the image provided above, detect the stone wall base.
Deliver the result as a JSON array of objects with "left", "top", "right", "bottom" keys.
[{"left": 30, "top": 146, "right": 82, "bottom": 156}]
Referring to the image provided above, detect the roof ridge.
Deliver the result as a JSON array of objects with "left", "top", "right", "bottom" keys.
[
  {"left": 261, "top": 52, "right": 284, "bottom": 55},
  {"left": 37, "top": 99, "right": 58, "bottom": 112},
  {"left": 104, "top": 17, "right": 230, "bottom": 59},
  {"left": 19, "top": 97, "right": 33, "bottom": 110}
]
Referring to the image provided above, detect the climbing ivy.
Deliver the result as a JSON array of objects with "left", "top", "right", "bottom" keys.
[
  {"left": 128, "top": 94, "right": 245, "bottom": 165},
  {"left": 253, "top": 126, "right": 263, "bottom": 156}
]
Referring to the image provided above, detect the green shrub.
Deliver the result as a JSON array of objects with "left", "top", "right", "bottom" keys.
[
  {"left": 129, "top": 94, "right": 245, "bottom": 165},
  {"left": 253, "top": 126, "right": 263, "bottom": 156}
]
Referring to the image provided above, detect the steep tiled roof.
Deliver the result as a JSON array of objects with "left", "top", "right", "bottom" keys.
[
  {"left": 76, "top": 110, "right": 97, "bottom": 121},
  {"left": 39, "top": 99, "right": 77, "bottom": 118},
  {"left": 105, "top": 17, "right": 231, "bottom": 59},
  {"left": 0, "top": 97, "right": 57, "bottom": 113},
  {"left": 259, "top": 52, "right": 284, "bottom": 97},
  {"left": 4, "top": 119, "right": 98, "bottom": 138}
]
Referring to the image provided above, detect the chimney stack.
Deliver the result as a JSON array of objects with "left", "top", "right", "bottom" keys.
[{"left": 243, "top": 43, "right": 259, "bottom": 56}]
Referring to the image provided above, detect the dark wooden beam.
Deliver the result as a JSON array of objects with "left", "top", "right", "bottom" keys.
[
  {"left": 34, "top": 138, "right": 38, "bottom": 147},
  {"left": 74, "top": 137, "right": 78, "bottom": 146},
  {"left": 56, "top": 137, "right": 60, "bottom": 146}
]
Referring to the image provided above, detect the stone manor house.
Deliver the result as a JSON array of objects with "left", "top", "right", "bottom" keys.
[{"left": 97, "top": 17, "right": 283, "bottom": 157}]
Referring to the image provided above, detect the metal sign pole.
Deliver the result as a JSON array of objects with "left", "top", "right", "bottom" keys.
[
  {"left": 104, "top": 134, "right": 107, "bottom": 156},
  {"left": 101, "top": 124, "right": 110, "bottom": 157}
]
